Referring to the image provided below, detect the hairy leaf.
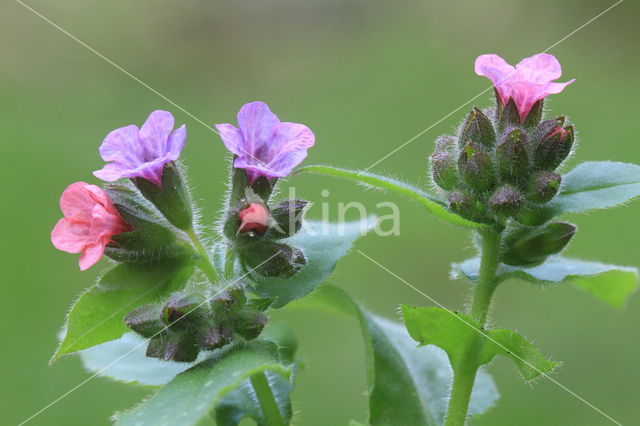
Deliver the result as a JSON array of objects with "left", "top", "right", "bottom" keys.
[
  {"left": 250, "top": 217, "right": 376, "bottom": 308},
  {"left": 402, "top": 306, "right": 558, "bottom": 381},
  {"left": 290, "top": 285, "right": 499, "bottom": 425},
  {"left": 114, "top": 341, "right": 292, "bottom": 426},
  {"left": 453, "top": 256, "right": 638, "bottom": 308},
  {"left": 52, "top": 259, "right": 193, "bottom": 360},
  {"left": 296, "top": 165, "right": 482, "bottom": 228}
]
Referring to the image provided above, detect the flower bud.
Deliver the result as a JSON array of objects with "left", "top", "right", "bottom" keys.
[
  {"left": 529, "top": 172, "right": 562, "bottom": 203},
  {"left": 124, "top": 304, "right": 164, "bottom": 339},
  {"left": 146, "top": 332, "right": 199, "bottom": 362},
  {"left": 234, "top": 310, "right": 268, "bottom": 340},
  {"left": 198, "top": 323, "right": 233, "bottom": 350},
  {"left": 533, "top": 124, "right": 574, "bottom": 171},
  {"left": 489, "top": 185, "right": 524, "bottom": 216},
  {"left": 162, "top": 292, "right": 205, "bottom": 329},
  {"left": 240, "top": 241, "right": 306, "bottom": 278},
  {"left": 267, "top": 199, "right": 307, "bottom": 239},
  {"left": 458, "top": 107, "right": 496, "bottom": 150},
  {"left": 104, "top": 185, "right": 185, "bottom": 263},
  {"left": 502, "top": 222, "right": 576, "bottom": 266},
  {"left": 458, "top": 142, "right": 496, "bottom": 193},
  {"left": 434, "top": 135, "right": 458, "bottom": 153},
  {"left": 496, "top": 128, "right": 529, "bottom": 184},
  {"left": 430, "top": 151, "right": 458, "bottom": 190},
  {"left": 133, "top": 162, "right": 193, "bottom": 230},
  {"left": 448, "top": 189, "right": 488, "bottom": 222},
  {"left": 238, "top": 203, "right": 270, "bottom": 234}
]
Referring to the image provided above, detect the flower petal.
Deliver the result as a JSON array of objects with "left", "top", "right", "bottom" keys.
[
  {"left": 139, "top": 110, "right": 175, "bottom": 159},
  {"left": 515, "top": 53, "right": 562, "bottom": 83},
  {"left": 51, "top": 218, "right": 88, "bottom": 253},
  {"left": 79, "top": 243, "right": 106, "bottom": 271},
  {"left": 59, "top": 182, "right": 97, "bottom": 221},
  {"left": 236, "top": 101, "right": 279, "bottom": 155},
  {"left": 166, "top": 124, "right": 186, "bottom": 161},
  {"left": 215, "top": 123, "right": 245, "bottom": 157},
  {"left": 99, "top": 125, "right": 142, "bottom": 164}
]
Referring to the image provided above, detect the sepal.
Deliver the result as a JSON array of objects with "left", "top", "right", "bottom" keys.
[
  {"left": 133, "top": 162, "right": 193, "bottom": 230},
  {"left": 458, "top": 107, "right": 496, "bottom": 150}
]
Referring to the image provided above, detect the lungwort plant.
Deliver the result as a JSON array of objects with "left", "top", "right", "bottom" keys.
[{"left": 49, "top": 54, "right": 639, "bottom": 425}]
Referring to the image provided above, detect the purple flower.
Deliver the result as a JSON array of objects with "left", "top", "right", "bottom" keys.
[
  {"left": 93, "top": 110, "right": 186, "bottom": 186},
  {"left": 216, "top": 102, "right": 315, "bottom": 183},
  {"left": 475, "top": 53, "right": 575, "bottom": 122}
]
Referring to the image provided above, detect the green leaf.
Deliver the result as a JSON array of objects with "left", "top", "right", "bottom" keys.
[
  {"left": 289, "top": 285, "right": 499, "bottom": 425},
  {"left": 52, "top": 259, "right": 193, "bottom": 361},
  {"left": 79, "top": 322, "right": 297, "bottom": 387},
  {"left": 453, "top": 256, "right": 638, "bottom": 308},
  {"left": 402, "top": 306, "right": 558, "bottom": 381},
  {"left": 296, "top": 165, "right": 483, "bottom": 228},
  {"left": 534, "top": 161, "right": 640, "bottom": 222},
  {"left": 114, "top": 340, "right": 292, "bottom": 426},
  {"left": 250, "top": 217, "right": 376, "bottom": 308}
]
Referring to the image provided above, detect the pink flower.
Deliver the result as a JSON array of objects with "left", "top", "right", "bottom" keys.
[
  {"left": 475, "top": 53, "right": 575, "bottom": 122},
  {"left": 51, "top": 182, "right": 130, "bottom": 270},
  {"left": 238, "top": 203, "right": 269, "bottom": 234}
]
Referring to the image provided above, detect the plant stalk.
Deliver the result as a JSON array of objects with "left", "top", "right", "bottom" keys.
[
  {"left": 250, "top": 372, "right": 285, "bottom": 426},
  {"left": 185, "top": 228, "right": 219, "bottom": 284},
  {"left": 444, "top": 227, "right": 502, "bottom": 426}
]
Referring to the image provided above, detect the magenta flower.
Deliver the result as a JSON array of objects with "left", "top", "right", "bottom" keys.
[
  {"left": 51, "top": 182, "right": 131, "bottom": 270},
  {"left": 475, "top": 53, "right": 575, "bottom": 122},
  {"left": 94, "top": 110, "right": 186, "bottom": 186},
  {"left": 216, "top": 102, "right": 315, "bottom": 183}
]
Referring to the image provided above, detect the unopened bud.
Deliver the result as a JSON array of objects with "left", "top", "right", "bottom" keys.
[
  {"left": 241, "top": 241, "right": 306, "bottom": 278},
  {"left": 430, "top": 152, "right": 458, "bottom": 190},
  {"left": 496, "top": 128, "right": 529, "bottom": 184},
  {"left": 198, "top": 324, "right": 233, "bottom": 350},
  {"left": 124, "top": 304, "right": 164, "bottom": 338},
  {"left": 458, "top": 142, "right": 496, "bottom": 193},
  {"left": 448, "top": 189, "right": 487, "bottom": 222},
  {"left": 234, "top": 311, "right": 268, "bottom": 340},
  {"left": 238, "top": 203, "right": 270, "bottom": 234},
  {"left": 502, "top": 222, "right": 576, "bottom": 266},
  {"left": 162, "top": 292, "right": 204, "bottom": 328},
  {"left": 534, "top": 124, "right": 574, "bottom": 171},
  {"left": 133, "top": 162, "right": 193, "bottom": 230},
  {"left": 146, "top": 332, "right": 198, "bottom": 362},
  {"left": 434, "top": 135, "right": 458, "bottom": 153},
  {"left": 268, "top": 199, "right": 307, "bottom": 238},
  {"left": 458, "top": 107, "right": 496, "bottom": 149},
  {"left": 529, "top": 172, "right": 562, "bottom": 203},
  {"left": 489, "top": 185, "right": 524, "bottom": 216}
]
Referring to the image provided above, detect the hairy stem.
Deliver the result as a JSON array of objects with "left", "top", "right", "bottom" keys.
[
  {"left": 185, "top": 228, "right": 219, "bottom": 284},
  {"left": 250, "top": 372, "right": 285, "bottom": 426},
  {"left": 224, "top": 243, "right": 236, "bottom": 279},
  {"left": 444, "top": 227, "right": 502, "bottom": 426}
]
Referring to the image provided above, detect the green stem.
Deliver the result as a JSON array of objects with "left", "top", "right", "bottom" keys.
[
  {"left": 250, "top": 372, "right": 285, "bottom": 426},
  {"left": 444, "top": 227, "right": 502, "bottom": 426},
  {"left": 185, "top": 228, "right": 219, "bottom": 284}
]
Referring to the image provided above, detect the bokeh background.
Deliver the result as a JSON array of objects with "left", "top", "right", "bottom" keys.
[{"left": 2, "top": 0, "right": 639, "bottom": 425}]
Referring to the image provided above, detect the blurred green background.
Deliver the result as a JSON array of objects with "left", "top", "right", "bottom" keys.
[{"left": 2, "top": 0, "right": 639, "bottom": 425}]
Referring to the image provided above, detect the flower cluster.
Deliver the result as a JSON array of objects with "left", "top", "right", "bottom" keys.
[
  {"left": 51, "top": 103, "right": 314, "bottom": 360},
  {"left": 431, "top": 53, "right": 576, "bottom": 265}
]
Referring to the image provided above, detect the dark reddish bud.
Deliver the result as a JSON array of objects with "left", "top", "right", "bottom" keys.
[
  {"left": 198, "top": 324, "right": 233, "bottom": 350},
  {"left": 534, "top": 124, "right": 574, "bottom": 171},
  {"left": 529, "top": 172, "right": 562, "bottom": 203},
  {"left": 458, "top": 142, "right": 496, "bottom": 193},
  {"left": 430, "top": 151, "right": 458, "bottom": 190},
  {"left": 238, "top": 203, "right": 269, "bottom": 234},
  {"left": 489, "top": 185, "right": 524, "bottom": 216},
  {"left": 496, "top": 128, "right": 529, "bottom": 184},
  {"left": 458, "top": 107, "right": 496, "bottom": 149}
]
